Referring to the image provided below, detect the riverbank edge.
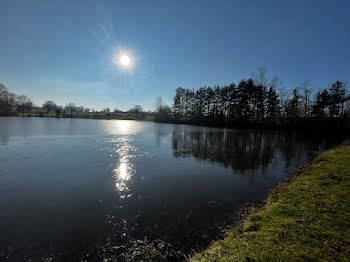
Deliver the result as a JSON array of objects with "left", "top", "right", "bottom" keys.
[
  {"left": 0, "top": 114, "right": 154, "bottom": 121},
  {"left": 191, "top": 142, "right": 350, "bottom": 261},
  {"left": 154, "top": 118, "right": 350, "bottom": 134},
  {"left": 2, "top": 115, "right": 350, "bottom": 135}
]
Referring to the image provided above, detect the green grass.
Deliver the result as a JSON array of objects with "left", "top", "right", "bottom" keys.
[{"left": 192, "top": 145, "right": 350, "bottom": 262}]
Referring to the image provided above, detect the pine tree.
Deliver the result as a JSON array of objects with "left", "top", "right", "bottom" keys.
[
  {"left": 267, "top": 86, "right": 280, "bottom": 119},
  {"left": 329, "top": 81, "right": 346, "bottom": 117}
]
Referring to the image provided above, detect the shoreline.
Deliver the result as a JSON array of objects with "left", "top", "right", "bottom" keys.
[
  {"left": 0, "top": 114, "right": 154, "bottom": 121},
  {"left": 191, "top": 142, "right": 350, "bottom": 261},
  {"left": 2, "top": 115, "right": 350, "bottom": 135}
]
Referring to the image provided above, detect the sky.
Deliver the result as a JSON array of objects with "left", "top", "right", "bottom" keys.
[{"left": 0, "top": 0, "right": 349, "bottom": 111}]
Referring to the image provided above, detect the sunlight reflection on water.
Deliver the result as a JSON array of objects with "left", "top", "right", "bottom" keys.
[
  {"left": 111, "top": 136, "right": 136, "bottom": 197},
  {"left": 103, "top": 120, "right": 144, "bottom": 135},
  {"left": 100, "top": 121, "right": 141, "bottom": 196}
]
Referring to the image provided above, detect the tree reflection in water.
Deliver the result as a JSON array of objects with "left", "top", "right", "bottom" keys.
[{"left": 172, "top": 125, "right": 335, "bottom": 173}]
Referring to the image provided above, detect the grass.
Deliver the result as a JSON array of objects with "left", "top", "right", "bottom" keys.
[{"left": 192, "top": 145, "right": 350, "bottom": 262}]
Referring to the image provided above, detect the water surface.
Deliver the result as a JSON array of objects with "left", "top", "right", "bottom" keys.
[{"left": 0, "top": 117, "right": 341, "bottom": 261}]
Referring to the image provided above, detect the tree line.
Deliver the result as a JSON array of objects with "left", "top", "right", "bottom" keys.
[
  {"left": 154, "top": 69, "right": 350, "bottom": 130},
  {"left": 0, "top": 84, "right": 33, "bottom": 115},
  {"left": 2, "top": 67, "right": 350, "bottom": 131},
  {"left": 0, "top": 83, "right": 147, "bottom": 118}
]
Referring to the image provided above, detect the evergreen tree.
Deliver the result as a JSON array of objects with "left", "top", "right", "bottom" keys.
[
  {"left": 312, "top": 89, "right": 329, "bottom": 118},
  {"left": 173, "top": 87, "right": 185, "bottom": 120},
  {"left": 287, "top": 89, "right": 301, "bottom": 119},
  {"left": 267, "top": 86, "right": 280, "bottom": 119},
  {"left": 329, "top": 81, "right": 346, "bottom": 117}
]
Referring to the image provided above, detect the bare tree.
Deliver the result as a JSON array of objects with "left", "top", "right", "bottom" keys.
[
  {"left": 154, "top": 96, "right": 172, "bottom": 121},
  {"left": 0, "top": 84, "right": 9, "bottom": 112},
  {"left": 0, "top": 84, "right": 18, "bottom": 113},
  {"left": 155, "top": 96, "right": 163, "bottom": 113},
  {"left": 54, "top": 106, "right": 63, "bottom": 117},
  {"left": 128, "top": 105, "right": 143, "bottom": 118},
  {"left": 7, "top": 92, "right": 17, "bottom": 112},
  {"left": 42, "top": 100, "right": 57, "bottom": 115},
  {"left": 278, "top": 87, "right": 290, "bottom": 118},
  {"left": 103, "top": 107, "right": 110, "bottom": 116},
  {"left": 252, "top": 66, "right": 268, "bottom": 87},
  {"left": 0, "top": 83, "right": 7, "bottom": 99},
  {"left": 298, "top": 80, "right": 312, "bottom": 117},
  {"left": 65, "top": 102, "right": 76, "bottom": 118},
  {"left": 269, "top": 76, "right": 282, "bottom": 90},
  {"left": 16, "top": 95, "right": 33, "bottom": 115},
  {"left": 343, "top": 82, "right": 350, "bottom": 117}
]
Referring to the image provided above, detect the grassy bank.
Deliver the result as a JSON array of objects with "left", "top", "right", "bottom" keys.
[{"left": 192, "top": 145, "right": 350, "bottom": 261}]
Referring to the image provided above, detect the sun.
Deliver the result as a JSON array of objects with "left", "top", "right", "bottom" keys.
[
  {"left": 113, "top": 49, "right": 135, "bottom": 72},
  {"left": 120, "top": 54, "right": 131, "bottom": 67}
]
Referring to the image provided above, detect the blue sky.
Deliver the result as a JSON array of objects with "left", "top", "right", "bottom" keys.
[{"left": 0, "top": 0, "right": 349, "bottom": 110}]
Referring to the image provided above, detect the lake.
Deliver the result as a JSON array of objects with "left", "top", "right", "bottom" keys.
[{"left": 0, "top": 117, "right": 342, "bottom": 261}]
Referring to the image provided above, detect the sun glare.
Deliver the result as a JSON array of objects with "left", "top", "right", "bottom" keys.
[
  {"left": 113, "top": 48, "right": 136, "bottom": 72},
  {"left": 113, "top": 50, "right": 135, "bottom": 72},
  {"left": 120, "top": 54, "right": 130, "bottom": 67}
]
